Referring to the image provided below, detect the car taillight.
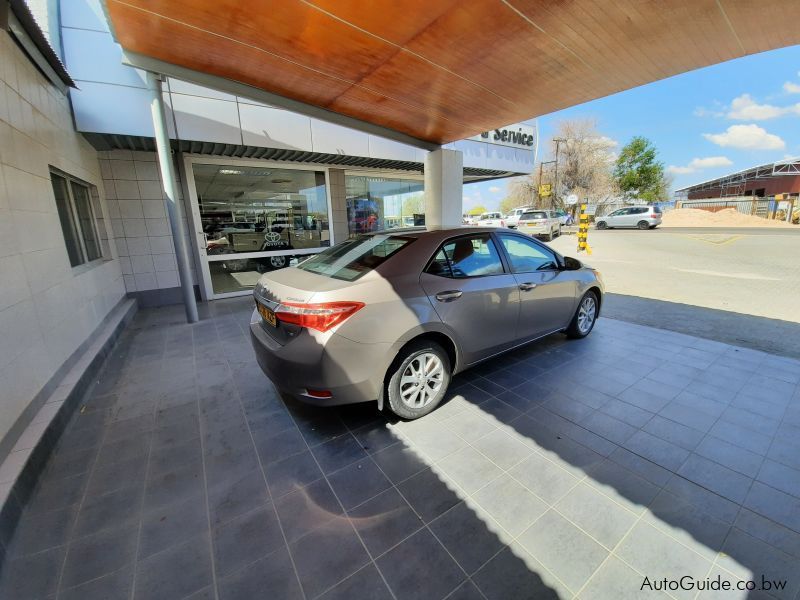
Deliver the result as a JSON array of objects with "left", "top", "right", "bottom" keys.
[
  {"left": 650, "top": 214, "right": 658, "bottom": 218},
  {"left": 274, "top": 301, "right": 365, "bottom": 332},
  {"left": 500, "top": 220, "right": 506, "bottom": 227}
]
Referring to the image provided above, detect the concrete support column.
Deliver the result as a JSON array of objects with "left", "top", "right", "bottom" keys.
[
  {"left": 146, "top": 72, "right": 199, "bottom": 323},
  {"left": 424, "top": 148, "right": 463, "bottom": 229}
]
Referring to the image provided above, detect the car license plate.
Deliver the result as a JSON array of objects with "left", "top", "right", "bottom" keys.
[{"left": 257, "top": 302, "right": 277, "bottom": 327}]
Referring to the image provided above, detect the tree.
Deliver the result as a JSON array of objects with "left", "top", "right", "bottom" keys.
[
  {"left": 613, "top": 136, "right": 668, "bottom": 202},
  {"left": 401, "top": 193, "right": 424, "bottom": 216},
  {"left": 506, "top": 119, "right": 618, "bottom": 211},
  {"left": 466, "top": 205, "right": 487, "bottom": 216}
]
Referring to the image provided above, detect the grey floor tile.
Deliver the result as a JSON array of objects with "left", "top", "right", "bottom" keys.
[
  {"left": 517, "top": 509, "right": 608, "bottom": 593},
  {"left": 217, "top": 546, "right": 302, "bottom": 600},
  {"left": 719, "top": 406, "right": 780, "bottom": 437},
  {"left": 657, "top": 401, "right": 718, "bottom": 432},
  {"left": 478, "top": 397, "right": 523, "bottom": 424},
  {"left": 435, "top": 446, "right": 504, "bottom": 496},
  {"left": 139, "top": 494, "right": 209, "bottom": 560},
  {"left": 274, "top": 478, "right": 344, "bottom": 543},
  {"left": 254, "top": 428, "right": 307, "bottom": 466},
  {"left": 376, "top": 528, "right": 465, "bottom": 600},
  {"left": 555, "top": 482, "right": 637, "bottom": 549},
  {"left": 677, "top": 454, "right": 752, "bottom": 504},
  {"left": 694, "top": 436, "right": 762, "bottom": 478},
  {"left": 328, "top": 457, "right": 392, "bottom": 510},
  {"left": 212, "top": 505, "right": 284, "bottom": 577},
  {"left": 311, "top": 433, "right": 369, "bottom": 474},
  {"left": 471, "top": 473, "right": 547, "bottom": 539},
  {"left": 351, "top": 422, "right": 402, "bottom": 455},
  {"left": 472, "top": 546, "right": 560, "bottom": 600},
  {"left": 579, "top": 555, "right": 669, "bottom": 600},
  {"left": 61, "top": 524, "right": 139, "bottom": 589},
  {"left": 133, "top": 534, "right": 213, "bottom": 600},
  {"left": 263, "top": 450, "right": 323, "bottom": 499},
  {"left": 717, "top": 528, "right": 800, "bottom": 599},
  {"left": 644, "top": 489, "right": 731, "bottom": 561},
  {"left": 10, "top": 503, "right": 78, "bottom": 557},
  {"left": 708, "top": 421, "right": 772, "bottom": 455},
  {"left": 615, "top": 521, "right": 713, "bottom": 598},
  {"left": 143, "top": 462, "right": 204, "bottom": 513},
  {"left": 444, "top": 579, "right": 485, "bottom": 600},
  {"left": 371, "top": 443, "right": 429, "bottom": 484},
  {"left": 734, "top": 508, "right": 800, "bottom": 559},
  {"left": 607, "top": 447, "right": 673, "bottom": 487},
  {"left": 623, "top": 430, "right": 690, "bottom": 471},
  {"left": 441, "top": 409, "right": 498, "bottom": 442},
  {"left": 584, "top": 456, "right": 662, "bottom": 514},
  {"left": 508, "top": 452, "right": 581, "bottom": 505},
  {"left": 471, "top": 428, "right": 532, "bottom": 471},
  {"left": 396, "top": 467, "right": 462, "bottom": 523},
  {"left": 72, "top": 484, "right": 143, "bottom": 539},
  {"left": 350, "top": 487, "right": 423, "bottom": 557},
  {"left": 598, "top": 398, "right": 654, "bottom": 428},
  {"left": 579, "top": 410, "right": 638, "bottom": 446},
  {"left": 207, "top": 468, "right": 269, "bottom": 526},
  {"left": 642, "top": 415, "right": 705, "bottom": 451},
  {"left": 756, "top": 459, "right": 800, "bottom": 499},
  {"left": 0, "top": 545, "right": 65, "bottom": 600},
  {"left": 318, "top": 563, "right": 394, "bottom": 600},
  {"left": 744, "top": 481, "right": 800, "bottom": 533},
  {"left": 663, "top": 475, "right": 741, "bottom": 524},
  {"left": 290, "top": 521, "right": 371, "bottom": 600},
  {"left": 429, "top": 501, "right": 505, "bottom": 575},
  {"left": 618, "top": 387, "right": 670, "bottom": 413},
  {"left": 59, "top": 564, "right": 133, "bottom": 600}
]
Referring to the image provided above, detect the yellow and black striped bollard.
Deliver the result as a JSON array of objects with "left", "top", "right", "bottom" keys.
[{"left": 577, "top": 203, "right": 592, "bottom": 255}]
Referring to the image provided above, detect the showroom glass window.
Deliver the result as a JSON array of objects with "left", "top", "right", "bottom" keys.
[
  {"left": 344, "top": 174, "right": 424, "bottom": 237},
  {"left": 193, "top": 164, "right": 330, "bottom": 256},
  {"left": 50, "top": 171, "right": 103, "bottom": 267}
]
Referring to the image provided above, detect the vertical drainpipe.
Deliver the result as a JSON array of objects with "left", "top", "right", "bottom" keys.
[{"left": 146, "top": 71, "right": 199, "bottom": 323}]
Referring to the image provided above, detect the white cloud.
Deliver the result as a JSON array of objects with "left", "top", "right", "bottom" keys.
[
  {"left": 667, "top": 156, "right": 733, "bottom": 175},
  {"left": 784, "top": 81, "right": 800, "bottom": 94},
  {"left": 727, "top": 94, "right": 800, "bottom": 120},
  {"left": 488, "top": 186, "right": 502, "bottom": 194},
  {"left": 703, "top": 124, "right": 785, "bottom": 150}
]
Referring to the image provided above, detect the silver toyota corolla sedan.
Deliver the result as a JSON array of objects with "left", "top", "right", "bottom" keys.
[{"left": 250, "top": 227, "right": 603, "bottom": 419}]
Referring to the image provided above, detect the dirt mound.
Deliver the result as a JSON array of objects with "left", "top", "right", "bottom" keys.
[{"left": 662, "top": 208, "right": 795, "bottom": 228}]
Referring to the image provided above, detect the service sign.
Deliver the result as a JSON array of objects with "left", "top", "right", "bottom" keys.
[{"left": 471, "top": 123, "right": 537, "bottom": 150}]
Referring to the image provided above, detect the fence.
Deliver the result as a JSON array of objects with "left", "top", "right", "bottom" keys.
[{"left": 678, "top": 196, "right": 796, "bottom": 222}]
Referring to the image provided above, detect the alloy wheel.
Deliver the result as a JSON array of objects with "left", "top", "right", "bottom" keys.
[
  {"left": 577, "top": 295, "right": 597, "bottom": 334},
  {"left": 399, "top": 352, "right": 444, "bottom": 408}
]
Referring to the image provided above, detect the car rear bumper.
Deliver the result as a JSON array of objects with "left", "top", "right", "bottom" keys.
[
  {"left": 518, "top": 224, "right": 553, "bottom": 235},
  {"left": 249, "top": 309, "right": 388, "bottom": 406}
]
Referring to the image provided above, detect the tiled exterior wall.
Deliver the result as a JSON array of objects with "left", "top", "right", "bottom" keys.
[
  {"left": 0, "top": 34, "right": 125, "bottom": 442},
  {"left": 99, "top": 150, "right": 197, "bottom": 295}
]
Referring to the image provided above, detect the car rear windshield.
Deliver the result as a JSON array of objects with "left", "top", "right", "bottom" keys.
[
  {"left": 521, "top": 211, "right": 547, "bottom": 220},
  {"left": 652, "top": 206, "right": 662, "bottom": 213},
  {"left": 296, "top": 235, "right": 414, "bottom": 281}
]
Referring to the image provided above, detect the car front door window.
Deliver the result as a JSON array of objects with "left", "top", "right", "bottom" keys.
[{"left": 497, "top": 235, "right": 558, "bottom": 273}]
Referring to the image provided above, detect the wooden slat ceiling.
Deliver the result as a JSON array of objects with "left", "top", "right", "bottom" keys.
[{"left": 105, "top": 0, "right": 800, "bottom": 145}]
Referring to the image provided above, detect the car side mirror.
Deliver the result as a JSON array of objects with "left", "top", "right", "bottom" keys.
[{"left": 563, "top": 256, "right": 582, "bottom": 270}]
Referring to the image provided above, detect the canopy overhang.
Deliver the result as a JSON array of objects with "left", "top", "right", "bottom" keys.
[{"left": 103, "top": 0, "right": 800, "bottom": 147}]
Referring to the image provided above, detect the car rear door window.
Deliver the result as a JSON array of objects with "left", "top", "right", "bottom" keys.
[
  {"left": 498, "top": 234, "right": 559, "bottom": 273},
  {"left": 297, "top": 234, "right": 413, "bottom": 281},
  {"left": 427, "top": 234, "right": 504, "bottom": 278}
]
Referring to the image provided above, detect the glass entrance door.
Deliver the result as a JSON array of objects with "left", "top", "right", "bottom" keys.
[{"left": 187, "top": 161, "right": 331, "bottom": 298}]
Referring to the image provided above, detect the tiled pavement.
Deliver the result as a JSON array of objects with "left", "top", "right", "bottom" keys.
[{"left": 2, "top": 297, "right": 800, "bottom": 600}]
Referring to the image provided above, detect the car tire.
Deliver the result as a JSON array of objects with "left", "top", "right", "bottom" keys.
[
  {"left": 543, "top": 230, "right": 553, "bottom": 241},
  {"left": 566, "top": 291, "right": 599, "bottom": 339},
  {"left": 386, "top": 340, "right": 451, "bottom": 420},
  {"left": 596, "top": 221, "right": 607, "bottom": 230},
  {"left": 637, "top": 220, "right": 650, "bottom": 230}
]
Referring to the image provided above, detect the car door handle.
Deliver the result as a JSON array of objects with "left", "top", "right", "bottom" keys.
[
  {"left": 435, "top": 290, "right": 463, "bottom": 302},
  {"left": 519, "top": 282, "right": 537, "bottom": 291}
]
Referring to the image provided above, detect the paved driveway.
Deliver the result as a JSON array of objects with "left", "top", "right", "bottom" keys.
[{"left": 2, "top": 297, "right": 799, "bottom": 600}]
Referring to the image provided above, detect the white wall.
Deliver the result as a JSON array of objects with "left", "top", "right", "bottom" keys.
[
  {"left": 0, "top": 32, "right": 125, "bottom": 442},
  {"left": 60, "top": 0, "right": 536, "bottom": 175}
]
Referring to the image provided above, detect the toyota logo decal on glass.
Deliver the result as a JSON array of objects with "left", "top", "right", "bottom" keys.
[{"left": 264, "top": 232, "right": 281, "bottom": 242}]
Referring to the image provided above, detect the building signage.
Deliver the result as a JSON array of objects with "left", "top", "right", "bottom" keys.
[{"left": 471, "top": 123, "right": 537, "bottom": 150}]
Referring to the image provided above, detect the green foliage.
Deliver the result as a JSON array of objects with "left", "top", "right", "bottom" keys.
[
  {"left": 401, "top": 193, "right": 424, "bottom": 216},
  {"left": 613, "top": 137, "right": 668, "bottom": 202}
]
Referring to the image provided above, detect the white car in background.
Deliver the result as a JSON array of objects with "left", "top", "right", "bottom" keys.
[
  {"left": 504, "top": 206, "right": 534, "bottom": 229},
  {"left": 475, "top": 212, "right": 507, "bottom": 228},
  {"left": 516, "top": 209, "right": 562, "bottom": 241}
]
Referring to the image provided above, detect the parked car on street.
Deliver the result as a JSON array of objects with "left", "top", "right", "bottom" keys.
[
  {"left": 595, "top": 206, "right": 662, "bottom": 229},
  {"left": 475, "top": 212, "right": 507, "bottom": 228},
  {"left": 516, "top": 210, "right": 562, "bottom": 241},
  {"left": 250, "top": 227, "right": 603, "bottom": 419},
  {"left": 504, "top": 206, "right": 534, "bottom": 229}
]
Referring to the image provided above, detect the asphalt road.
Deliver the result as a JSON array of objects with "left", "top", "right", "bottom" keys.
[{"left": 547, "top": 228, "right": 800, "bottom": 358}]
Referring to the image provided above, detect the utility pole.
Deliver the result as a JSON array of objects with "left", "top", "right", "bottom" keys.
[{"left": 552, "top": 137, "right": 566, "bottom": 210}]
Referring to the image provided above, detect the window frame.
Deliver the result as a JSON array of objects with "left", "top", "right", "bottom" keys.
[
  {"left": 423, "top": 232, "right": 508, "bottom": 279},
  {"left": 50, "top": 169, "right": 104, "bottom": 269},
  {"left": 495, "top": 232, "right": 562, "bottom": 274}
]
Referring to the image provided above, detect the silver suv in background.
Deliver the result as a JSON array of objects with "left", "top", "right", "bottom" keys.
[
  {"left": 596, "top": 206, "right": 663, "bottom": 229},
  {"left": 516, "top": 210, "right": 562, "bottom": 241}
]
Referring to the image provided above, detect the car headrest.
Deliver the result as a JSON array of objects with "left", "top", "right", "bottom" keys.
[{"left": 451, "top": 239, "right": 475, "bottom": 263}]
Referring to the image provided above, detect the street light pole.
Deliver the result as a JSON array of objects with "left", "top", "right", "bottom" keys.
[{"left": 552, "top": 137, "right": 566, "bottom": 210}]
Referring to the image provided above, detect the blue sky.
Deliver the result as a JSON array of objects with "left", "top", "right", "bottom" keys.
[{"left": 464, "top": 44, "right": 800, "bottom": 212}]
